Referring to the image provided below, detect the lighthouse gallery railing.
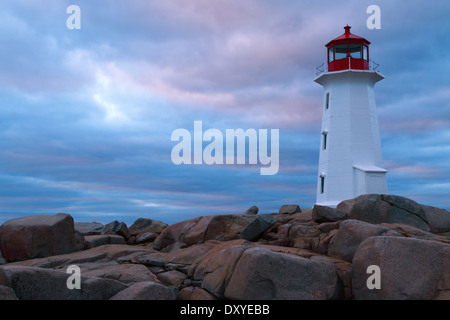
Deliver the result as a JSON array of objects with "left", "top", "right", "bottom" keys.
[{"left": 315, "top": 58, "right": 381, "bottom": 77}]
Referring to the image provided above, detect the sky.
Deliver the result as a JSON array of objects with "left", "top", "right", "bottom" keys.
[{"left": 0, "top": 0, "right": 449, "bottom": 225}]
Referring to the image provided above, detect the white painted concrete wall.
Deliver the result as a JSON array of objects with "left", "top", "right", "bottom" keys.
[{"left": 315, "top": 69, "right": 387, "bottom": 206}]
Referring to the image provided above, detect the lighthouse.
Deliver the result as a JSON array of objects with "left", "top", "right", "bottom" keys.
[{"left": 314, "top": 25, "right": 387, "bottom": 206}]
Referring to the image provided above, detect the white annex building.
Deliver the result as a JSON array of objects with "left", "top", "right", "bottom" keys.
[{"left": 314, "top": 25, "right": 387, "bottom": 206}]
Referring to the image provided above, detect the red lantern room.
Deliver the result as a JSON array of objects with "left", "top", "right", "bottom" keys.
[{"left": 326, "top": 25, "right": 370, "bottom": 72}]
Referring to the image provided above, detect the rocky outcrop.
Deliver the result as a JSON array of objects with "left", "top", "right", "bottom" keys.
[
  {"left": 352, "top": 236, "right": 450, "bottom": 299},
  {"left": 420, "top": 204, "right": 450, "bottom": 233},
  {"left": 79, "top": 261, "right": 159, "bottom": 284},
  {"left": 0, "top": 265, "right": 127, "bottom": 300},
  {"left": 109, "top": 281, "right": 176, "bottom": 300},
  {"left": 0, "top": 213, "right": 83, "bottom": 262},
  {"left": 223, "top": 246, "right": 339, "bottom": 300},
  {"left": 74, "top": 222, "right": 104, "bottom": 236},
  {"left": 178, "top": 286, "right": 216, "bottom": 300},
  {"left": 102, "top": 220, "right": 131, "bottom": 240},
  {"left": 327, "top": 220, "right": 401, "bottom": 262},
  {"left": 84, "top": 234, "right": 126, "bottom": 249},
  {"left": 152, "top": 214, "right": 251, "bottom": 251},
  {"left": 279, "top": 204, "right": 301, "bottom": 214},
  {"left": 312, "top": 205, "right": 348, "bottom": 223},
  {"left": 336, "top": 194, "right": 450, "bottom": 232},
  {"left": 242, "top": 206, "right": 259, "bottom": 216},
  {"left": 240, "top": 215, "right": 277, "bottom": 241},
  {"left": 0, "top": 285, "right": 17, "bottom": 300},
  {"left": 129, "top": 218, "right": 168, "bottom": 235},
  {"left": 0, "top": 194, "right": 449, "bottom": 300}
]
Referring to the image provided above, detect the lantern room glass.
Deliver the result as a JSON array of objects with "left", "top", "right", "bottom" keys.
[
  {"left": 363, "top": 45, "right": 368, "bottom": 60},
  {"left": 334, "top": 44, "right": 347, "bottom": 60},
  {"left": 328, "top": 47, "right": 334, "bottom": 63},
  {"left": 332, "top": 44, "right": 364, "bottom": 60},
  {"left": 349, "top": 44, "right": 362, "bottom": 59}
]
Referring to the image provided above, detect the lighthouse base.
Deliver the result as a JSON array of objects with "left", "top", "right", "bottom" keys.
[
  {"left": 315, "top": 165, "right": 388, "bottom": 207},
  {"left": 353, "top": 165, "right": 388, "bottom": 195}
]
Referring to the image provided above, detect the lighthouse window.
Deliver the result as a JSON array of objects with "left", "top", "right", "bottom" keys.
[
  {"left": 349, "top": 44, "right": 362, "bottom": 59},
  {"left": 363, "top": 45, "right": 368, "bottom": 60},
  {"left": 334, "top": 44, "right": 347, "bottom": 60},
  {"left": 322, "top": 131, "right": 328, "bottom": 150},
  {"left": 320, "top": 176, "right": 325, "bottom": 194},
  {"left": 328, "top": 47, "right": 334, "bottom": 63},
  {"left": 325, "top": 93, "right": 330, "bottom": 110}
]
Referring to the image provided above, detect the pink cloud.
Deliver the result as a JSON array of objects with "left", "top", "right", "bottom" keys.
[{"left": 384, "top": 161, "right": 443, "bottom": 177}]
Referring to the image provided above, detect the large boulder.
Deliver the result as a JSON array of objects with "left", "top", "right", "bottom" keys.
[
  {"left": 224, "top": 247, "right": 339, "bottom": 300},
  {"left": 152, "top": 215, "right": 250, "bottom": 251},
  {"left": 0, "top": 285, "right": 17, "bottom": 300},
  {"left": 74, "top": 222, "right": 104, "bottom": 236},
  {"left": 312, "top": 205, "right": 347, "bottom": 223},
  {"left": 242, "top": 206, "right": 259, "bottom": 216},
  {"left": 337, "top": 194, "right": 431, "bottom": 231},
  {"left": 190, "top": 241, "right": 340, "bottom": 300},
  {"left": 129, "top": 218, "right": 168, "bottom": 235},
  {"left": 135, "top": 232, "right": 158, "bottom": 244},
  {"left": 189, "top": 240, "right": 251, "bottom": 296},
  {"left": 0, "top": 265, "right": 127, "bottom": 300},
  {"left": 240, "top": 215, "right": 277, "bottom": 241},
  {"left": 328, "top": 220, "right": 401, "bottom": 262},
  {"left": 102, "top": 221, "right": 130, "bottom": 240},
  {"left": 0, "top": 213, "right": 83, "bottom": 262},
  {"left": 352, "top": 236, "right": 450, "bottom": 299},
  {"left": 279, "top": 204, "right": 301, "bottom": 214},
  {"left": 420, "top": 204, "right": 450, "bottom": 233},
  {"left": 109, "top": 281, "right": 176, "bottom": 300}
]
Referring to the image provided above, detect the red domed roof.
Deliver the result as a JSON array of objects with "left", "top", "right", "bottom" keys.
[{"left": 325, "top": 25, "right": 370, "bottom": 47}]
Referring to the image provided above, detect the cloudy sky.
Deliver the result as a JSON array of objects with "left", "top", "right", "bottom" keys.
[{"left": 0, "top": 0, "right": 449, "bottom": 225}]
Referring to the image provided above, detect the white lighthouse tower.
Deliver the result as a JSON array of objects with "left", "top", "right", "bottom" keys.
[{"left": 314, "top": 25, "right": 387, "bottom": 206}]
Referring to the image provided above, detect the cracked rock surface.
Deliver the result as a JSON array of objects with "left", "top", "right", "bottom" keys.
[{"left": 1, "top": 194, "right": 449, "bottom": 300}]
